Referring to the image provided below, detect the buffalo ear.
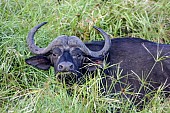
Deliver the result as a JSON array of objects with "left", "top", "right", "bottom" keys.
[{"left": 25, "top": 55, "right": 51, "bottom": 70}]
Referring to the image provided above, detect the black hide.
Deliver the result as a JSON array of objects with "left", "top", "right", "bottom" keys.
[{"left": 85, "top": 38, "right": 170, "bottom": 98}]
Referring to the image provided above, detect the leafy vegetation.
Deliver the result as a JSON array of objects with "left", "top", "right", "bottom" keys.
[{"left": 0, "top": 0, "right": 170, "bottom": 112}]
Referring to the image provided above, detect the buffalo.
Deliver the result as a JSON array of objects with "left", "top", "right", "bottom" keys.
[{"left": 26, "top": 22, "right": 170, "bottom": 107}]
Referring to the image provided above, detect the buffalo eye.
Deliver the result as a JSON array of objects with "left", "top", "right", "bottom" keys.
[
  {"left": 72, "top": 52, "right": 83, "bottom": 59},
  {"left": 52, "top": 53, "right": 59, "bottom": 58},
  {"left": 71, "top": 48, "right": 84, "bottom": 59},
  {"left": 76, "top": 53, "right": 81, "bottom": 57},
  {"left": 52, "top": 47, "right": 62, "bottom": 57},
  {"left": 52, "top": 53, "right": 57, "bottom": 57}
]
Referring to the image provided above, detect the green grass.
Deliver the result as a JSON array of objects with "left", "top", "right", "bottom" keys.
[{"left": 0, "top": 0, "right": 170, "bottom": 112}]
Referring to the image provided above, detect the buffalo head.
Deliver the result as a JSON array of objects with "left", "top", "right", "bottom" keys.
[{"left": 26, "top": 22, "right": 111, "bottom": 79}]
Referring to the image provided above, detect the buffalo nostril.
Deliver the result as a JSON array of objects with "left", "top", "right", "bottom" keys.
[
  {"left": 57, "top": 62, "right": 74, "bottom": 71},
  {"left": 69, "top": 64, "right": 74, "bottom": 70},
  {"left": 58, "top": 65, "right": 63, "bottom": 70}
]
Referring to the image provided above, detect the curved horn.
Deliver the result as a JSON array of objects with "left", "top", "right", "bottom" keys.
[
  {"left": 27, "top": 22, "right": 48, "bottom": 54},
  {"left": 27, "top": 22, "right": 68, "bottom": 55},
  {"left": 27, "top": 23, "right": 111, "bottom": 57},
  {"left": 80, "top": 26, "right": 111, "bottom": 57},
  {"left": 91, "top": 26, "right": 111, "bottom": 57}
]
